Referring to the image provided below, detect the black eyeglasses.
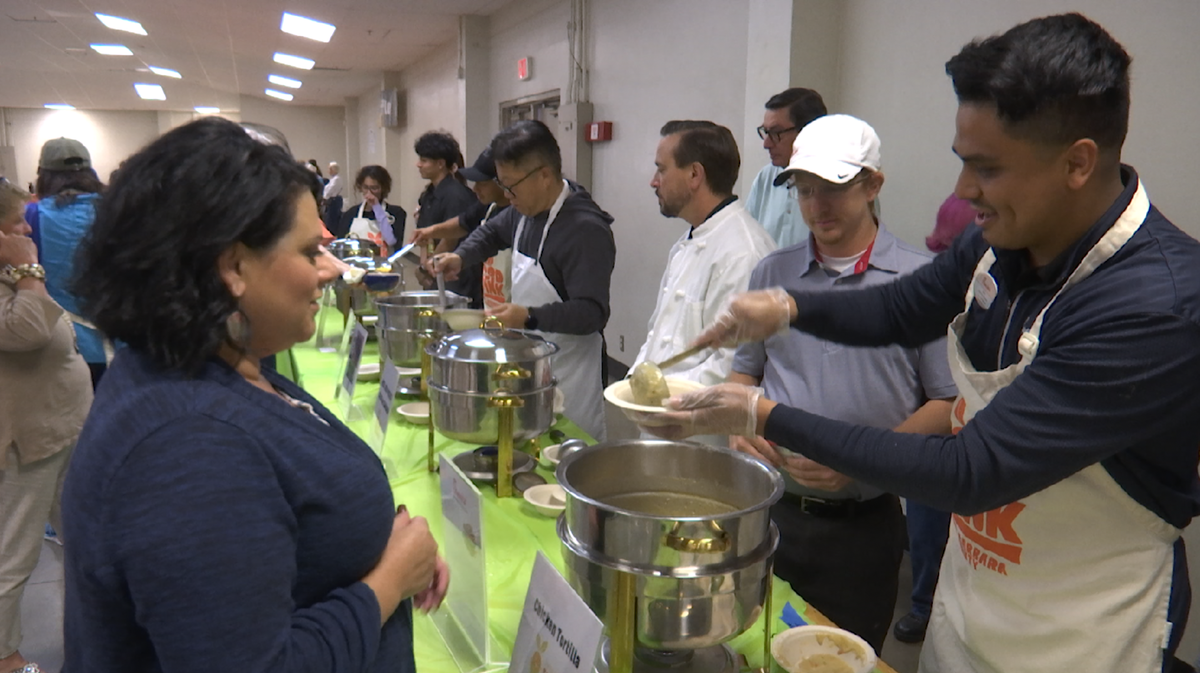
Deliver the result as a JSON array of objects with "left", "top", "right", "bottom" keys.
[
  {"left": 495, "top": 165, "right": 546, "bottom": 194},
  {"left": 757, "top": 125, "right": 798, "bottom": 143}
]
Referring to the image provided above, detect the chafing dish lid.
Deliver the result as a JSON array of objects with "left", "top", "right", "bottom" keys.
[{"left": 427, "top": 327, "right": 559, "bottom": 362}]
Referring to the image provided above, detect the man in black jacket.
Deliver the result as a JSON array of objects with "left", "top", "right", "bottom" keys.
[
  {"left": 414, "top": 131, "right": 481, "bottom": 307},
  {"left": 431, "top": 121, "right": 615, "bottom": 441}
]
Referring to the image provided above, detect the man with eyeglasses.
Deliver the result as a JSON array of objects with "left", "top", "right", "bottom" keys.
[
  {"left": 430, "top": 121, "right": 616, "bottom": 441},
  {"left": 726, "top": 114, "right": 957, "bottom": 652},
  {"left": 743, "top": 88, "right": 827, "bottom": 249}
]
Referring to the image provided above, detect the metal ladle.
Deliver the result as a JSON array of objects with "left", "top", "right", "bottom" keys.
[{"left": 628, "top": 344, "right": 705, "bottom": 406}]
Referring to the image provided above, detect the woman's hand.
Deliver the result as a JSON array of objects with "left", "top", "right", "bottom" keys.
[
  {"left": 0, "top": 230, "right": 39, "bottom": 268},
  {"left": 690, "top": 288, "right": 797, "bottom": 349},
  {"left": 362, "top": 507, "right": 439, "bottom": 624},
  {"left": 636, "top": 383, "right": 764, "bottom": 440},
  {"left": 412, "top": 555, "right": 450, "bottom": 613}
]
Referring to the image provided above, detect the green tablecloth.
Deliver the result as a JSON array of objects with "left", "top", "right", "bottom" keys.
[{"left": 290, "top": 333, "right": 807, "bottom": 672}]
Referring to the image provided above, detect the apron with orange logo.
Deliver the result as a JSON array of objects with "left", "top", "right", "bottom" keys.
[{"left": 921, "top": 180, "right": 1179, "bottom": 673}]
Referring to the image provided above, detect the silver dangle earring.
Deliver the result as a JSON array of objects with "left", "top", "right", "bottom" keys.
[{"left": 225, "top": 309, "right": 252, "bottom": 348}]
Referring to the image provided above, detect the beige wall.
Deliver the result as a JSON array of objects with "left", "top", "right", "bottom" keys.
[
  {"left": 237, "top": 95, "right": 346, "bottom": 174},
  {"left": 2, "top": 107, "right": 160, "bottom": 188}
]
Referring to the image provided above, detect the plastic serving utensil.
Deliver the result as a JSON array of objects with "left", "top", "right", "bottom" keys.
[{"left": 628, "top": 344, "right": 706, "bottom": 406}]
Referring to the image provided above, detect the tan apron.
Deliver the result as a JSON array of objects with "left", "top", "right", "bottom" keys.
[{"left": 921, "top": 180, "right": 1179, "bottom": 673}]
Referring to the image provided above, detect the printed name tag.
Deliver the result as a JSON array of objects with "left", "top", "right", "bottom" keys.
[{"left": 973, "top": 272, "right": 998, "bottom": 310}]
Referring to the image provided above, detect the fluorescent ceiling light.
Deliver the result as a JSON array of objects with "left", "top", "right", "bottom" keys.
[
  {"left": 95, "top": 13, "right": 147, "bottom": 35},
  {"left": 134, "top": 83, "right": 166, "bottom": 100},
  {"left": 90, "top": 44, "right": 134, "bottom": 56},
  {"left": 268, "top": 74, "right": 302, "bottom": 89},
  {"left": 280, "top": 12, "right": 336, "bottom": 42},
  {"left": 149, "top": 66, "right": 181, "bottom": 79},
  {"left": 194, "top": 107, "right": 220, "bottom": 114},
  {"left": 273, "top": 52, "right": 314, "bottom": 70},
  {"left": 264, "top": 89, "right": 294, "bottom": 102},
  {"left": 44, "top": 103, "right": 76, "bottom": 110}
]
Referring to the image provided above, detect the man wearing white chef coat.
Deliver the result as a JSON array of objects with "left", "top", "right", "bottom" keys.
[
  {"left": 638, "top": 13, "right": 1200, "bottom": 673},
  {"left": 632, "top": 120, "right": 775, "bottom": 391},
  {"left": 432, "top": 121, "right": 616, "bottom": 441}
]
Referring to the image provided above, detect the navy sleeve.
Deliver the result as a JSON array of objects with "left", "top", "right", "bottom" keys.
[
  {"left": 763, "top": 311, "right": 1200, "bottom": 523},
  {"left": 791, "top": 226, "right": 986, "bottom": 348},
  {"left": 108, "top": 416, "right": 383, "bottom": 672},
  {"left": 455, "top": 207, "right": 517, "bottom": 267}
]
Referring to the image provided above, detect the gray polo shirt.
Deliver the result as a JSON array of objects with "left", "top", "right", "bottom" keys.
[{"left": 732, "top": 224, "right": 957, "bottom": 500}]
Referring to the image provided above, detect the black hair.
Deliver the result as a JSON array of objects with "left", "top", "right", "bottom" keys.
[
  {"left": 306, "top": 159, "right": 323, "bottom": 177},
  {"left": 354, "top": 165, "right": 393, "bottom": 199},
  {"left": 659, "top": 120, "right": 740, "bottom": 196},
  {"left": 765, "top": 87, "right": 827, "bottom": 130},
  {"left": 35, "top": 167, "right": 105, "bottom": 205},
  {"left": 72, "top": 116, "right": 318, "bottom": 374},
  {"left": 490, "top": 120, "right": 562, "bottom": 176},
  {"left": 945, "top": 13, "right": 1131, "bottom": 153},
  {"left": 414, "top": 131, "right": 462, "bottom": 169}
]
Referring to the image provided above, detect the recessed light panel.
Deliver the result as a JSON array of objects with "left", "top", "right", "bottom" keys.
[
  {"left": 134, "top": 83, "right": 166, "bottom": 100},
  {"left": 273, "top": 52, "right": 315, "bottom": 70},
  {"left": 44, "top": 104, "right": 76, "bottom": 110},
  {"left": 90, "top": 44, "right": 134, "bottom": 56},
  {"left": 194, "top": 107, "right": 220, "bottom": 114},
  {"left": 268, "top": 74, "right": 302, "bottom": 89},
  {"left": 280, "top": 13, "right": 335, "bottom": 42},
  {"left": 149, "top": 66, "right": 181, "bottom": 79},
  {"left": 95, "top": 13, "right": 147, "bottom": 35},
  {"left": 265, "top": 89, "right": 294, "bottom": 102}
]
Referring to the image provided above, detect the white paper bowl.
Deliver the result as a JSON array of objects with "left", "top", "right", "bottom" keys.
[
  {"left": 540, "top": 443, "right": 563, "bottom": 466},
  {"left": 357, "top": 361, "right": 381, "bottom": 382},
  {"left": 442, "top": 308, "right": 487, "bottom": 331},
  {"left": 603, "top": 376, "right": 705, "bottom": 420},
  {"left": 523, "top": 483, "right": 567, "bottom": 516},
  {"left": 771, "top": 625, "right": 876, "bottom": 673},
  {"left": 398, "top": 401, "right": 430, "bottom": 425}
]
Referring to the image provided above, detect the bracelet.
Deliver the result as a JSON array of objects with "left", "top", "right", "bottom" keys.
[{"left": 10, "top": 263, "right": 46, "bottom": 283}]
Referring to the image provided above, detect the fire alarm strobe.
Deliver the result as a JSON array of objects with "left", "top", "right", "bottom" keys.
[{"left": 586, "top": 121, "right": 613, "bottom": 142}]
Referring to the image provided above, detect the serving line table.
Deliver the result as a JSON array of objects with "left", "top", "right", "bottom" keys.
[{"left": 289, "top": 334, "right": 899, "bottom": 673}]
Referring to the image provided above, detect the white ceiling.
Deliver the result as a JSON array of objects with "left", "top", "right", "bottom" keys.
[{"left": 0, "top": 0, "right": 510, "bottom": 111}]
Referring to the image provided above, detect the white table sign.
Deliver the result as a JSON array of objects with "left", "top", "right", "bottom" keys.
[
  {"left": 511, "top": 552, "right": 604, "bottom": 673},
  {"left": 432, "top": 454, "right": 494, "bottom": 671},
  {"left": 368, "top": 357, "right": 401, "bottom": 457},
  {"left": 335, "top": 320, "right": 368, "bottom": 420}
]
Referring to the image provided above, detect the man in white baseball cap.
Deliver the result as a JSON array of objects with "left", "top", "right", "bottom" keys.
[{"left": 725, "top": 113, "right": 956, "bottom": 651}]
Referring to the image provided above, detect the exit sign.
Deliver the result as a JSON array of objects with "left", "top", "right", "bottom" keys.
[{"left": 517, "top": 56, "right": 532, "bottom": 81}]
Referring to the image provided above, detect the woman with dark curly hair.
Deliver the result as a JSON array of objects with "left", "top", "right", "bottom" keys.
[
  {"left": 334, "top": 165, "right": 407, "bottom": 252},
  {"left": 62, "top": 117, "right": 447, "bottom": 673}
]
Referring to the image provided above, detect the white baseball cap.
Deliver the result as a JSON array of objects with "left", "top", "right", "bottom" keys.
[{"left": 773, "top": 114, "right": 882, "bottom": 186}]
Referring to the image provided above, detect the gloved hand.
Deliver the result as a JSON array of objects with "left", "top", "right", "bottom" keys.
[
  {"left": 690, "top": 287, "right": 795, "bottom": 349},
  {"left": 635, "top": 383, "right": 763, "bottom": 440}
]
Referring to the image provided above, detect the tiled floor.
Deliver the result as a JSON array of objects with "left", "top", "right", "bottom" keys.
[{"left": 16, "top": 541, "right": 65, "bottom": 673}]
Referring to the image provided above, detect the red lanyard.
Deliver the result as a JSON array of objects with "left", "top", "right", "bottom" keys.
[{"left": 812, "top": 238, "right": 875, "bottom": 275}]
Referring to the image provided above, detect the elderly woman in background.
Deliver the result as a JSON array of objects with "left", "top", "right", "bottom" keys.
[
  {"left": 33, "top": 138, "right": 108, "bottom": 387},
  {"left": 63, "top": 117, "right": 447, "bottom": 672},
  {"left": 0, "top": 181, "right": 92, "bottom": 673}
]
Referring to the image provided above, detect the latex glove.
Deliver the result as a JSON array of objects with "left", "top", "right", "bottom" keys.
[
  {"left": 636, "top": 383, "right": 762, "bottom": 440},
  {"left": 691, "top": 287, "right": 794, "bottom": 349},
  {"left": 782, "top": 454, "right": 853, "bottom": 491},
  {"left": 729, "top": 434, "right": 785, "bottom": 468}
]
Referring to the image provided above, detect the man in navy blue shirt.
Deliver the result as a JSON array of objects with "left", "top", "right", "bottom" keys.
[{"left": 640, "top": 13, "right": 1200, "bottom": 673}]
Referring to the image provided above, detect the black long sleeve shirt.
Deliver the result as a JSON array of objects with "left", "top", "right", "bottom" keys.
[
  {"left": 454, "top": 181, "right": 615, "bottom": 335},
  {"left": 764, "top": 166, "right": 1200, "bottom": 529}
]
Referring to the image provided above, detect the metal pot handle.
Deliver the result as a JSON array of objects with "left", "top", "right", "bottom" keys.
[
  {"left": 493, "top": 363, "right": 532, "bottom": 381},
  {"left": 483, "top": 315, "right": 505, "bottom": 331},
  {"left": 664, "top": 520, "right": 731, "bottom": 553}
]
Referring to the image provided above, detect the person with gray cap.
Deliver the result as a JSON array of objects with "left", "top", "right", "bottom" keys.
[
  {"left": 34, "top": 137, "right": 108, "bottom": 388},
  {"left": 723, "top": 114, "right": 956, "bottom": 652}
]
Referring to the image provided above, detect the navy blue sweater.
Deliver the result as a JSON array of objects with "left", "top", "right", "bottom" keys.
[
  {"left": 62, "top": 349, "right": 413, "bottom": 673},
  {"left": 765, "top": 166, "right": 1200, "bottom": 529}
]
